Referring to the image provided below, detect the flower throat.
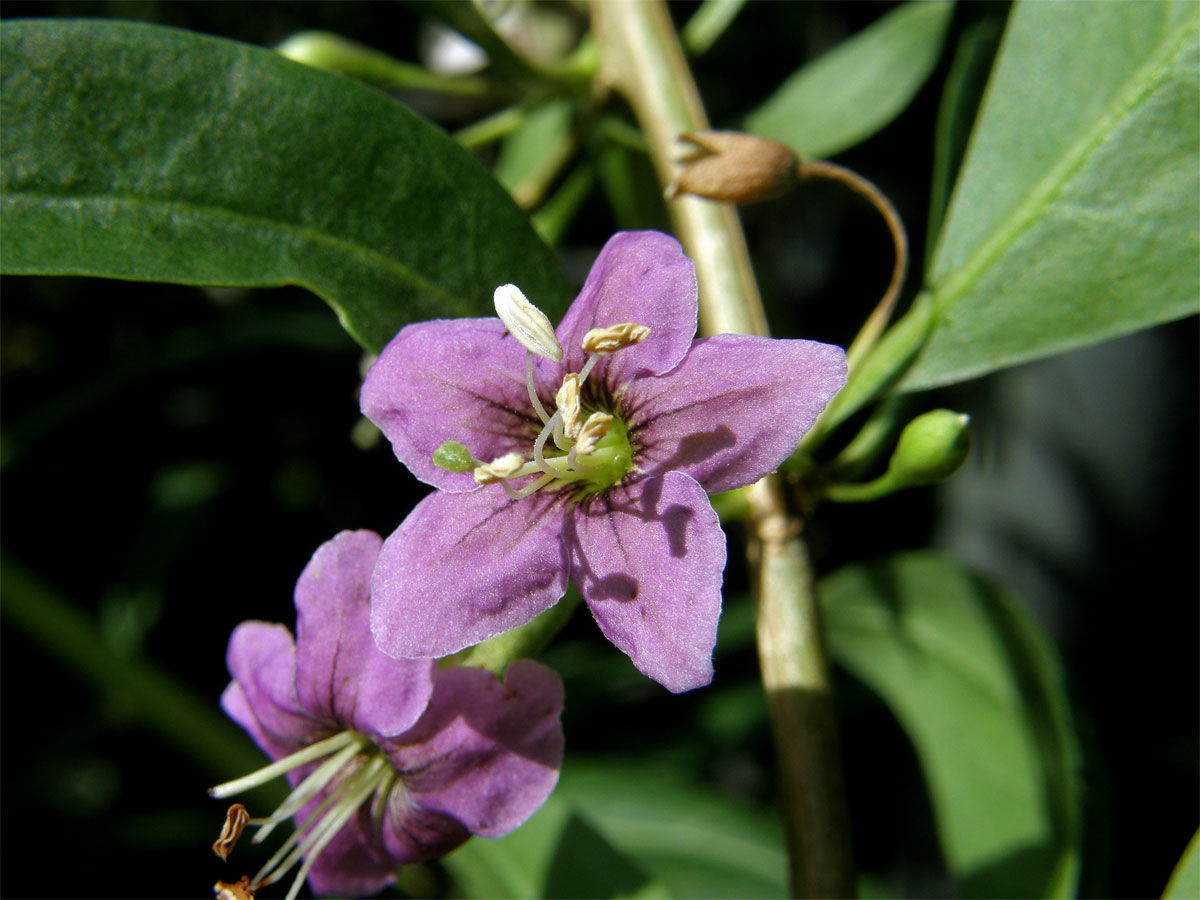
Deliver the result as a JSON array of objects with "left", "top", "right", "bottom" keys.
[{"left": 434, "top": 284, "right": 647, "bottom": 499}]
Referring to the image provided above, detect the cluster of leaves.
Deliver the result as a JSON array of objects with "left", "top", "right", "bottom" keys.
[{"left": 1, "top": 2, "right": 1196, "bottom": 898}]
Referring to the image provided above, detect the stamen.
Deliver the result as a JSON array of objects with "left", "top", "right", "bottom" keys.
[
  {"left": 525, "top": 352, "right": 552, "bottom": 425},
  {"left": 286, "top": 763, "right": 394, "bottom": 900},
  {"left": 213, "top": 875, "right": 257, "bottom": 900},
  {"left": 212, "top": 804, "right": 251, "bottom": 861},
  {"left": 473, "top": 452, "right": 527, "bottom": 485},
  {"left": 577, "top": 353, "right": 599, "bottom": 386},
  {"left": 533, "top": 410, "right": 564, "bottom": 475},
  {"left": 567, "top": 413, "right": 613, "bottom": 469},
  {"left": 251, "top": 757, "right": 392, "bottom": 900},
  {"left": 581, "top": 323, "right": 650, "bottom": 355},
  {"left": 573, "top": 413, "right": 613, "bottom": 458},
  {"left": 209, "top": 731, "right": 363, "bottom": 799},
  {"left": 499, "top": 472, "right": 556, "bottom": 499},
  {"left": 251, "top": 738, "right": 366, "bottom": 845},
  {"left": 494, "top": 284, "right": 563, "bottom": 361},
  {"left": 555, "top": 374, "right": 583, "bottom": 440}
]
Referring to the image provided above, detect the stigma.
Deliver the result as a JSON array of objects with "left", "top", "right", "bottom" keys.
[{"left": 435, "top": 286, "right": 650, "bottom": 500}]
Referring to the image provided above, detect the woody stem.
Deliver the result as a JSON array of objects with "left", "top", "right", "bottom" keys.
[{"left": 593, "top": 2, "right": 855, "bottom": 896}]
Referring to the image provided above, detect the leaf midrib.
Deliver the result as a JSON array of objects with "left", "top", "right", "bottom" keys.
[
  {"left": 929, "top": 14, "right": 1198, "bottom": 315},
  {"left": 1, "top": 187, "right": 469, "bottom": 314}
]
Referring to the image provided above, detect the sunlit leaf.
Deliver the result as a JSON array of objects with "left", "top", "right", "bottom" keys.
[
  {"left": 0, "top": 19, "right": 569, "bottom": 354},
  {"left": 821, "top": 551, "right": 1082, "bottom": 898},
  {"left": 904, "top": 0, "right": 1199, "bottom": 389}
]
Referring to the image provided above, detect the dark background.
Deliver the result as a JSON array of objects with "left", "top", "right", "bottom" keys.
[{"left": 2, "top": 3, "right": 1196, "bottom": 898}]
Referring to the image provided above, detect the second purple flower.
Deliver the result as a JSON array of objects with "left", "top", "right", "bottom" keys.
[{"left": 362, "top": 230, "right": 847, "bottom": 692}]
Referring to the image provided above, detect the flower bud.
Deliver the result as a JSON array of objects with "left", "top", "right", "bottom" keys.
[
  {"left": 887, "top": 410, "right": 971, "bottom": 486},
  {"left": 433, "top": 440, "right": 476, "bottom": 473},
  {"left": 666, "top": 131, "right": 799, "bottom": 204}
]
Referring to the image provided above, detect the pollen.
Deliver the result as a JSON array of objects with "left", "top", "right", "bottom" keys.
[
  {"left": 581, "top": 323, "right": 650, "bottom": 354},
  {"left": 494, "top": 284, "right": 563, "bottom": 361},
  {"left": 573, "top": 413, "right": 613, "bottom": 457},
  {"left": 555, "top": 374, "right": 583, "bottom": 440},
  {"left": 474, "top": 452, "right": 527, "bottom": 484}
]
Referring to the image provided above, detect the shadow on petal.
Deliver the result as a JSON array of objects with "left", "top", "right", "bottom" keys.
[{"left": 638, "top": 424, "right": 737, "bottom": 481}]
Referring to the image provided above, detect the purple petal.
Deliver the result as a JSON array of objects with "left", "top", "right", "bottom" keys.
[
  {"left": 371, "top": 487, "right": 569, "bottom": 659},
  {"left": 377, "top": 660, "right": 564, "bottom": 857},
  {"left": 294, "top": 530, "right": 435, "bottom": 739},
  {"left": 361, "top": 318, "right": 542, "bottom": 492},
  {"left": 223, "top": 621, "right": 327, "bottom": 751},
  {"left": 565, "top": 472, "right": 725, "bottom": 693},
  {"left": 623, "top": 334, "right": 847, "bottom": 494},
  {"left": 302, "top": 813, "right": 401, "bottom": 898},
  {"left": 555, "top": 231, "right": 697, "bottom": 385}
]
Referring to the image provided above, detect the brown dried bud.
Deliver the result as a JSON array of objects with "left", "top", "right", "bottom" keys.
[
  {"left": 211, "top": 803, "right": 250, "bottom": 862},
  {"left": 666, "top": 131, "right": 799, "bottom": 204}
]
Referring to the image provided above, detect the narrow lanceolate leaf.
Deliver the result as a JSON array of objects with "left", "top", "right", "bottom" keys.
[
  {"left": 905, "top": 0, "right": 1199, "bottom": 390},
  {"left": 821, "top": 551, "right": 1082, "bottom": 899},
  {"left": 743, "top": 1, "right": 954, "bottom": 159},
  {"left": 0, "top": 20, "right": 569, "bottom": 354}
]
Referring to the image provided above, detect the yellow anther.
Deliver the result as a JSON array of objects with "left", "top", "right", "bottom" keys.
[
  {"left": 473, "top": 452, "right": 526, "bottom": 484},
  {"left": 574, "top": 412, "right": 613, "bottom": 456},
  {"left": 555, "top": 374, "right": 583, "bottom": 440},
  {"left": 581, "top": 323, "right": 651, "bottom": 355}
]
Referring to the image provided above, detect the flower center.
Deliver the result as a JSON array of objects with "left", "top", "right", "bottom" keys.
[
  {"left": 208, "top": 730, "right": 398, "bottom": 900},
  {"left": 434, "top": 285, "right": 649, "bottom": 500}
]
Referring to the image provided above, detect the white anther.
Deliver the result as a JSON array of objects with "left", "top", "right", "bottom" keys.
[
  {"left": 581, "top": 323, "right": 650, "bottom": 354},
  {"left": 574, "top": 412, "right": 613, "bottom": 456},
  {"left": 555, "top": 374, "right": 583, "bottom": 440},
  {"left": 494, "top": 284, "right": 563, "bottom": 361},
  {"left": 473, "top": 452, "right": 526, "bottom": 484}
]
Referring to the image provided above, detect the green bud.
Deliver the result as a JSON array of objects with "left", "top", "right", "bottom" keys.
[
  {"left": 433, "top": 440, "right": 475, "bottom": 473},
  {"left": 887, "top": 410, "right": 971, "bottom": 486}
]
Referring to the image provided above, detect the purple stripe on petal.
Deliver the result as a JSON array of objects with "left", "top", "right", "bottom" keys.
[
  {"left": 361, "top": 318, "right": 542, "bottom": 492},
  {"left": 566, "top": 473, "right": 725, "bottom": 693},
  {"left": 378, "top": 661, "right": 564, "bottom": 853},
  {"left": 294, "top": 530, "right": 435, "bottom": 740},
  {"left": 623, "top": 334, "right": 847, "bottom": 494},
  {"left": 371, "top": 488, "right": 570, "bottom": 659},
  {"left": 556, "top": 231, "right": 697, "bottom": 384}
]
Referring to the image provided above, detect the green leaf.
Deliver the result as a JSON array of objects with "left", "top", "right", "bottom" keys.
[
  {"left": 0, "top": 20, "right": 569, "bottom": 354},
  {"left": 744, "top": 1, "right": 954, "bottom": 159},
  {"left": 447, "top": 758, "right": 787, "bottom": 899},
  {"left": 821, "top": 551, "right": 1082, "bottom": 898},
  {"left": 1164, "top": 829, "right": 1200, "bottom": 900},
  {"left": 926, "top": 14, "right": 1005, "bottom": 264},
  {"left": 494, "top": 98, "right": 576, "bottom": 208},
  {"left": 682, "top": 0, "right": 748, "bottom": 58},
  {"left": 905, "top": 0, "right": 1200, "bottom": 389}
]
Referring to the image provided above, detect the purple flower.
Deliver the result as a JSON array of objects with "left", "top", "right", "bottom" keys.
[
  {"left": 362, "top": 230, "right": 847, "bottom": 693},
  {"left": 212, "top": 530, "right": 564, "bottom": 899}
]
